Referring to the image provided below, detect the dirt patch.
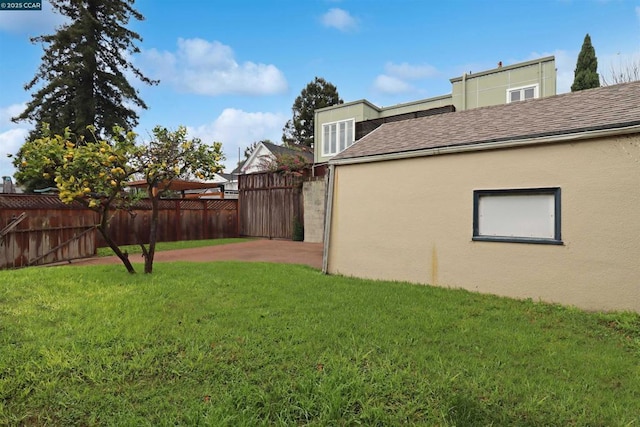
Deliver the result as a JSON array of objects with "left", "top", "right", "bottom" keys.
[{"left": 72, "top": 239, "right": 324, "bottom": 269}]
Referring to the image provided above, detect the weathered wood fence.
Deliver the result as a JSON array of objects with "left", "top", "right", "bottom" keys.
[
  {"left": 102, "top": 198, "right": 238, "bottom": 246},
  {"left": 238, "top": 172, "right": 304, "bottom": 239},
  {"left": 0, "top": 195, "right": 98, "bottom": 269},
  {"left": 0, "top": 195, "right": 238, "bottom": 269}
]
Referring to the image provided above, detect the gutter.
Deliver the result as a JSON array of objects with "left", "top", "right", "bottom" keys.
[
  {"left": 329, "top": 123, "right": 640, "bottom": 167},
  {"left": 322, "top": 164, "right": 335, "bottom": 274}
]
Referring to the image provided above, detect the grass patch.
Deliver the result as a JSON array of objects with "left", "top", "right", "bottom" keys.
[
  {"left": 96, "top": 238, "right": 254, "bottom": 257},
  {"left": 1, "top": 262, "right": 639, "bottom": 425}
]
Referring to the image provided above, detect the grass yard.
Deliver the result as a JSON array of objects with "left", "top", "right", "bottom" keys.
[
  {"left": 1, "top": 262, "right": 639, "bottom": 426},
  {"left": 95, "top": 238, "right": 254, "bottom": 257}
]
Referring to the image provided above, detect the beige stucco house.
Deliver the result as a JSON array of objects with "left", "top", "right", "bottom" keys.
[
  {"left": 314, "top": 56, "right": 556, "bottom": 165},
  {"left": 323, "top": 81, "right": 640, "bottom": 312}
]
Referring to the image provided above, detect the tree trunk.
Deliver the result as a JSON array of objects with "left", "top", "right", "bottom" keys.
[
  {"left": 144, "top": 193, "right": 159, "bottom": 274},
  {"left": 98, "top": 208, "right": 135, "bottom": 274}
]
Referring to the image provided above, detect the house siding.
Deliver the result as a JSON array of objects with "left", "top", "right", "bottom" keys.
[
  {"left": 326, "top": 134, "right": 640, "bottom": 312},
  {"left": 450, "top": 57, "right": 556, "bottom": 110}
]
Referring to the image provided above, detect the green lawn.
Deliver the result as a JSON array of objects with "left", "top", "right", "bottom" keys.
[
  {"left": 1, "top": 262, "right": 639, "bottom": 426},
  {"left": 96, "top": 238, "right": 254, "bottom": 257}
]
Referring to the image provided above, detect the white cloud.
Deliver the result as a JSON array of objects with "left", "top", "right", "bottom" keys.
[
  {"left": 0, "top": 1, "right": 67, "bottom": 34},
  {"left": 142, "top": 38, "right": 288, "bottom": 96},
  {"left": 0, "top": 103, "right": 29, "bottom": 178},
  {"left": 0, "top": 128, "right": 28, "bottom": 178},
  {"left": 384, "top": 62, "right": 439, "bottom": 80},
  {"left": 373, "top": 75, "right": 413, "bottom": 94},
  {"left": 0, "top": 103, "right": 26, "bottom": 123},
  {"left": 186, "top": 108, "right": 288, "bottom": 171},
  {"left": 373, "top": 61, "right": 440, "bottom": 94},
  {"left": 321, "top": 8, "right": 358, "bottom": 32}
]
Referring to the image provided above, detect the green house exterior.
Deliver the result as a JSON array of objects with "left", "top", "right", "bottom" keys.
[{"left": 314, "top": 56, "right": 556, "bottom": 164}]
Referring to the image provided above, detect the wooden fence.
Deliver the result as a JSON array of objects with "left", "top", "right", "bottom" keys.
[
  {"left": 239, "top": 172, "right": 304, "bottom": 239},
  {"left": 102, "top": 198, "right": 238, "bottom": 246},
  {"left": 0, "top": 195, "right": 98, "bottom": 269},
  {"left": 0, "top": 195, "right": 238, "bottom": 269}
]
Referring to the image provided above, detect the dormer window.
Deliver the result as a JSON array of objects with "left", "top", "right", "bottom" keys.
[{"left": 507, "top": 84, "right": 539, "bottom": 103}]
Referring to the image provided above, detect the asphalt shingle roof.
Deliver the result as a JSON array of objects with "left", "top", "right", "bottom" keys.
[
  {"left": 332, "top": 81, "right": 640, "bottom": 161},
  {"left": 263, "top": 141, "right": 314, "bottom": 162}
]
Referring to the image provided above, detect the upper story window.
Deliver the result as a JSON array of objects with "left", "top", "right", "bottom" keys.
[
  {"left": 322, "top": 119, "right": 355, "bottom": 156},
  {"left": 507, "top": 84, "right": 539, "bottom": 103}
]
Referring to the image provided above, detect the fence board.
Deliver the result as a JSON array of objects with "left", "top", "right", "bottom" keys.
[
  {"left": 238, "top": 172, "right": 303, "bottom": 239},
  {"left": 97, "top": 199, "right": 238, "bottom": 247},
  {"left": 0, "top": 195, "right": 239, "bottom": 269},
  {"left": 0, "top": 195, "right": 98, "bottom": 269}
]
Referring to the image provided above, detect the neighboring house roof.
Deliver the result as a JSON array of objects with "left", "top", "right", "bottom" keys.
[
  {"left": 231, "top": 161, "right": 245, "bottom": 175},
  {"left": 262, "top": 141, "right": 313, "bottom": 162},
  {"left": 216, "top": 173, "right": 236, "bottom": 181},
  {"left": 331, "top": 81, "right": 640, "bottom": 163},
  {"left": 240, "top": 141, "right": 313, "bottom": 174}
]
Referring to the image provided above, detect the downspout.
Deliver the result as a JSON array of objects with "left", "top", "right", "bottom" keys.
[
  {"left": 462, "top": 73, "right": 467, "bottom": 111},
  {"left": 322, "top": 164, "right": 335, "bottom": 274},
  {"left": 539, "top": 60, "right": 543, "bottom": 97}
]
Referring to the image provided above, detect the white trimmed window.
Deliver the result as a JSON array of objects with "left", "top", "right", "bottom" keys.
[
  {"left": 322, "top": 119, "right": 355, "bottom": 156},
  {"left": 507, "top": 84, "right": 539, "bottom": 103},
  {"left": 473, "top": 187, "right": 562, "bottom": 245}
]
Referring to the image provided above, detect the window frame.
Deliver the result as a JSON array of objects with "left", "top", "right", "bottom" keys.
[
  {"left": 472, "top": 187, "right": 562, "bottom": 245},
  {"left": 506, "top": 84, "right": 539, "bottom": 103},
  {"left": 322, "top": 118, "right": 355, "bottom": 156}
]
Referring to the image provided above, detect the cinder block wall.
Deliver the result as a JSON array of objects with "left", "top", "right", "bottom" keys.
[{"left": 303, "top": 178, "right": 327, "bottom": 243}]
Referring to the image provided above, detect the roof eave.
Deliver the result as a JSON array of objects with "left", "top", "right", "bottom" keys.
[{"left": 329, "top": 123, "right": 640, "bottom": 166}]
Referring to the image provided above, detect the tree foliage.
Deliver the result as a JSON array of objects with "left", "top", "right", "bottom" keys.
[
  {"left": 17, "top": 124, "right": 225, "bottom": 274},
  {"left": 132, "top": 126, "right": 225, "bottom": 273},
  {"left": 17, "top": 124, "right": 139, "bottom": 272},
  {"left": 282, "top": 77, "right": 343, "bottom": 147},
  {"left": 571, "top": 34, "right": 600, "bottom": 92},
  {"left": 11, "top": 0, "right": 157, "bottom": 141}
]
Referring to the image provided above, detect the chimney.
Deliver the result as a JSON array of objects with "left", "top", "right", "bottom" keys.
[{"left": 2, "top": 176, "right": 14, "bottom": 194}]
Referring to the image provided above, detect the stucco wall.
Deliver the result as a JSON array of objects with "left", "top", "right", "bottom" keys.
[
  {"left": 327, "top": 135, "right": 640, "bottom": 312},
  {"left": 303, "top": 178, "right": 327, "bottom": 243}
]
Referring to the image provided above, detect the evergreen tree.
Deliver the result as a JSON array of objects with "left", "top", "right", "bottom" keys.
[
  {"left": 282, "top": 77, "right": 343, "bottom": 147},
  {"left": 12, "top": 0, "right": 157, "bottom": 140},
  {"left": 571, "top": 33, "right": 600, "bottom": 92}
]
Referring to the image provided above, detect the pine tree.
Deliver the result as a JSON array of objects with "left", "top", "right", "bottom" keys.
[
  {"left": 282, "top": 77, "right": 343, "bottom": 147},
  {"left": 571, "top": 33, "right": 600, "bottom": 92},
  {"left": 12, "top": 0, "right": 157, "bottom": 140}
]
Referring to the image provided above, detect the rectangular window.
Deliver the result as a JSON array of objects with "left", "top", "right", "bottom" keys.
[
  {"left": 507, "top": 84, "right": 539, "bottom": 103},
  {"left": 322, "top": 118, "right": 355, "bottom": 156},
  {"left": 473, "top": 187, "right": 562, "bottom": 245}
]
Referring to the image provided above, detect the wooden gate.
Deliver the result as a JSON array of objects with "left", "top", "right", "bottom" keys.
[
  {"left": 239, "top": 172, "right": 303, "bottom": 239},
  {"left": 0, "top": 195, "right": 98, "bottom": 269}
]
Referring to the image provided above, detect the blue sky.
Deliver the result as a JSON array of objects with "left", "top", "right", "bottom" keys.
[{"left": 0, "top": 0, "right": 639, "bottom": 177}]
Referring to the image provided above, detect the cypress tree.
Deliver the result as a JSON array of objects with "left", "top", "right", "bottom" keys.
[
  {"left": 12, "top": 0, "right": 158, "bottom": 140},
  {"left": 571, "top": 33, "right": 600, "bottom": 92}
]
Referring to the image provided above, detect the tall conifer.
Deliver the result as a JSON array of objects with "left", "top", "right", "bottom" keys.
[
  {"left": 12, "top": 0, "right": 157, "bottom": 140},
  {"left": 571, "top": 33, "right": 600, "bottom": 92}
]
